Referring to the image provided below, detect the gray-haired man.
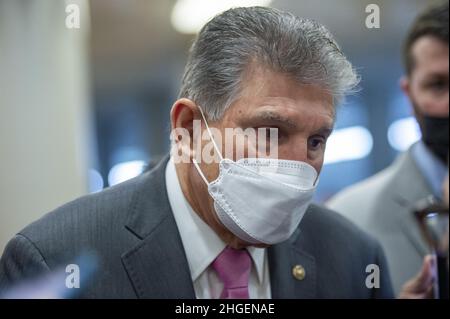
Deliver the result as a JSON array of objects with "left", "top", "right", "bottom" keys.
[{"left": 0, "top": 7, "right": 393, "bottom": 298}]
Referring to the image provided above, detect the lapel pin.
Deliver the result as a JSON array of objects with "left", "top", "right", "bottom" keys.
[{"left": 292, "top": 264, "right": 306, "bottom": 281}]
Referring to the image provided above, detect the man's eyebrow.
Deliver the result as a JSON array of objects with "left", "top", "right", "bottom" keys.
[
  {"left": 426, "top": 72, "right": 449, "bottom": 80},
  {"left": 251, "top": 111, "right": 299, "bottom": 129},
  {"left": 250, "top": 110, "right": 335, "bottom": 132},
  {"left": 316, "top": 127, "right": 334, "bottom": 138}
]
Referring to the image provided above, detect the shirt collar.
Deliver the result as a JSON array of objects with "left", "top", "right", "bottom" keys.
[
  {"left": 246, "top": 246, "right": 266, "bottom": 284},
  {"left": 165, "top": 157, "right": 266, "bottom": 284},
  {"left": 411, "top": 141, "right": 447, "bottom": 199}
]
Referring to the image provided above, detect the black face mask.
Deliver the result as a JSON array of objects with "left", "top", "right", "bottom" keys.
[{"left": 421, "top": 116, "right": 449, "bottom": 164}]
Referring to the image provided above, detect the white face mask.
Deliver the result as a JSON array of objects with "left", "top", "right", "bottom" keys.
[{"left": 192, "top": 107, "right": 319, "bottom": 245}]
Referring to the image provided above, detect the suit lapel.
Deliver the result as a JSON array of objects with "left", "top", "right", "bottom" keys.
[
  {"left": 121, "top": 218, "right": 196, "bottom": 298},
  {"left": 268, "top": 229, "right": 316, "bottom": 299},
  {"left": 389, "top": 150, "right": 433, "bottom": 256},
  {"left": 121, "top": 156, "right": 196, "bottom": 298}
]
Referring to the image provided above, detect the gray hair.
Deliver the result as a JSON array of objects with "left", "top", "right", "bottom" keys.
[{"left": 178, "top": 6, "right": 359, "bottom": 120}]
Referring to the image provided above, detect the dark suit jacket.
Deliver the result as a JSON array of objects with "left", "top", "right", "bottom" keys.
[{"left": 0, "top": 157, "right": 394, "bottom": 298}]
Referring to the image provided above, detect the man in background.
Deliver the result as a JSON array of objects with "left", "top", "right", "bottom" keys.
[{"left": 328, "top": 1, "right": 449, "bottom": 296}]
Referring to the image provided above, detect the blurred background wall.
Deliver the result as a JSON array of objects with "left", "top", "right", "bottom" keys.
[
  {"left": 0, "top": 0, "right": 441, "bottom": 253},
  {"left": 0, "top": 0, "right": 92, "bottom": 252}
]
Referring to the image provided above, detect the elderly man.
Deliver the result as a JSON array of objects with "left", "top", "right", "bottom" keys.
[
  {"left": 328, "top": 1, "right": 449, "bottom": 297},
  {"left": 0, "top": 7, "right": 393, "bottom": 298}
]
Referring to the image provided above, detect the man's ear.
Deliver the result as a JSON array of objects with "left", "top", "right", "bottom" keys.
[
  {"left": 400, "top": 76, "right": 411, "bottom": 99},
  {"left": 400, "top": 76, "right": 419, "bottom": 117},
  {"left": 170, "top": 98, "right": 200, "bottom": 134},
  {"left": 170, "top": 99, "right": 202, "bottom": 160}
]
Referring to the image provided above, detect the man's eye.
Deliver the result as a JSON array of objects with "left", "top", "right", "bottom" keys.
[
  {"left": 309, "top": 136, "right": 326, "bottom": 150},
  {"left": 427, "top": 80, "right": 448, "bottom": 91}
]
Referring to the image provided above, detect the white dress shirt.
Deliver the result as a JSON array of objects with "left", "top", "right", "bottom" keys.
[{"left": 165, "top": 157, "right": 271, "bottom": 299}]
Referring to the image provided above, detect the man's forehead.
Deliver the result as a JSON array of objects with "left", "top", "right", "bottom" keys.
[
  {"left": 249, "top": 96, "right": 335, "bottom": 118},
  {"left": 241, "top": 65, "right": 334, "bottom": 99},
  {"left": 412, "top": 36, "right": 449, "bottom": 65},
  {"left": 228, "top": 65, "right": 336, "bottom": 123}
]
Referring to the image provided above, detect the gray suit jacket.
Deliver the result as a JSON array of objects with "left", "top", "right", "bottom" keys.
[
  {"left": 327, "top": 147, "right": 431, "bottom": 295},
  {"left": 0, "top": 157, "right": 393, "bottom": 298}
]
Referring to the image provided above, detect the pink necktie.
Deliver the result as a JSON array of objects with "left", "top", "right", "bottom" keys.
[{"left": 211, "top": 246, "right": 252, "bottom": 299}]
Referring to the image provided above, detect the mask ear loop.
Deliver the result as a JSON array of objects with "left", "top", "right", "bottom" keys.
[
  {"left": 313, "top": 176, "right": 320, "bottom": 187},
  {"left": 197, "top": 105, "right": 223, "bottom": 161},
  {"left": 192, "top": 105, "right": 224, "bottom": 185}
]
